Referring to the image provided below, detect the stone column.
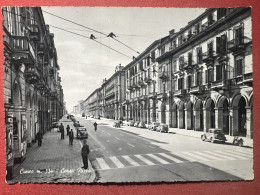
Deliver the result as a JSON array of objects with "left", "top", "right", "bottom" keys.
[
  {"left": 185, "top": 108, "right": 188, "bottom": 130},
  {"left": 203, "top": 108, "right": 207, "bottom": 132},
  {"left": 246, "top": 107, "right": 252, "bottom": 138},
  {"left": 231, "top": 107, "right": 239, "bottom": 136}
]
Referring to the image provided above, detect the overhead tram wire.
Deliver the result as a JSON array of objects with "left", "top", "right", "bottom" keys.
[
  {"left": 42, "top": 10, "right": 140, "bottom": 54},
  {"left": 49, "top": 25, "right": 132, "bottom": 59}
]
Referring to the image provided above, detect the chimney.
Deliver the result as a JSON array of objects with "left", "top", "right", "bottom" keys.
[{"left": 169, "top": 29, "right": 175, "bottom": 35}]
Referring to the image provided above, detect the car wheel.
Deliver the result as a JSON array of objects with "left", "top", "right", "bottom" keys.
[
  {"left": 210, "top": 137, "right": 214, "bottom": 143},
  {"left": 201, "top": 135, "right": 205, "bottom": 141},
  {"left": 238, "top": 140, "right": 243, "bottom": 147}
]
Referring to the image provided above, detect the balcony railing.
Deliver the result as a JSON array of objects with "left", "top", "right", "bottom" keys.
[
  {"left": 228, "top": 37, "right": 251, "bottom": 54},
  {"left": 29, "top": 24, "right": 40, "bottom": 40},
  {"left": 144, "top": 76, "right": 152, "bottom": 84},
  {"left": 174, "top": 89, "right": 186, "bottom": 97},
  {"left": 148, "top": 92, "right": 157, "bottom": 99},
  {"left": 243, "top": 72, "right": 253, "bottom": 86},
  {"left": 211, "top": 79, "right": 230, "bottom": 90},
  {"left": 190, "top": 85, "right": 205, "bottom": 94},
  {"left": 158, "top": 71, "right": 167, "bottom": 80},
  {"left": 137, "top": 79, "right": 145, "bottom": 87},
  {"left": 202, "top": 51, "right": 216, "bottom": 64},
  {"left": 105, "top": 92, "right": 115, "bottom": 100},
  {"left": 11, "top": 36, "right": 36, "bottom": 65},
  {"left": 24, "top": 67, "right": 40, "bottom": 84}
]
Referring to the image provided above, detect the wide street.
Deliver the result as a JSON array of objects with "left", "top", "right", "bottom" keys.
[{"left": 76, "top": 116, "right": 254, "bottom": 183}]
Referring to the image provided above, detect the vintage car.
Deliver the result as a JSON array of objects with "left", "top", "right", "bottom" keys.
[
  {"left": 156, "top": 124, "right": 169, "bottom": 133},
  {"left": 76, "top": 127, "right": 88, "bottom": 139},
  {"left": 138, "top": 121, "right": 146, "bottom": 128},
  {"left": 147, "top": 122, "right": 160, "bottom": 131},
  {"left": 134, "top": 121, "right": 140, "bottom": 127},
  {"left": 53, "top": 122, "right": 59, "bottom": 128},
  {"left": 113, "top": 121, "right": 121, "bottom": 128},
  {"left": 201, "top": 128, "right": 227, "bottom": 143},
  {"left": 126, "top": 120, "right": 135, "bottom": 126},
  {"left": 73, "top": 121, "right": 81, "bottom": 127}
]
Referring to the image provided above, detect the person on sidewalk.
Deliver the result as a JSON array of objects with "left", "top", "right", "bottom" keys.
[
  {"left": 66, "top": 125, "right": 70, "bottom": 136},
  {"left": 93, "top": 122, "right": 97, "bottom": 131},
  {"left": 36, "top": 131, "right": 42, "bottom": 146},
  {"left": 69, "top": 129, "right": 74, "bottom": 145},
  {"left": 81, "top": 139, "right": 90, "bottom": 169},
  {"left": 59, "top": 123, "right": 65, "bottom": 139}
]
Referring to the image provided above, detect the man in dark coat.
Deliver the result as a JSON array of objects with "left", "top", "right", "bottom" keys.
[
  {"left": 69, "top": 129, "right": 74, "bottom": 145},
  {"left": 36, "top": 131, "right": 42, "bottom": 146},
  {"left": 59, "top": 123, "right": 65, "bottom": 139},
  {"left": 81, "top": 139, "right": 90, "bottom": 169},
  {"left": 93, "top": 122, "right": 97, "bottom": 131},
  {"left": 66, "top": 125, "right": 70, "bottom": 136}
]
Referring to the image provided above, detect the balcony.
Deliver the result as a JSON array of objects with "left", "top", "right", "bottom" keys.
[
  {"left": 174, "top": 89, "right": 186, "bottom": 97},
  {"left": 144, "top": 76, "right": 152, "bottom": 84},
  {"left": 29, "top": 24, "right": 40, "bottom": 40},
  {"left": 3, "top": 32, "right": 13, "bottom": 51},
  {"left": 211, "top": 79, "right": 230, "bottom": 90},
  {"left": 140, "top": 95, "right": 148, "bottom": 101},
  {"left": 228, "top": 37, "right": 251, "bottom": 55},
  {"left": 127, "top": 85, "right": 133, "bottom": 91},
  {"left": 243, "top": 72, "right": 253, "bottom": 86},
  {"left": 158, "top": 71, "right": 167, "bottom": 80},
  {"left": 157, "top": 93, "right": 167, "bottom": 101},
  {"left": 105, "top": 92, "right": 115, "bottom": 100},
  {"left": 36, "top": 79, "right": 48, "bottom": 92},
  {"left": 137, "top": 79, "right": 145, "bottom": 87},
  {"left": 190, "top": 85, "right": 205, "bottom": 94},
  {"left": 11, "top": 36, "right": 36, "bottom": 65},
  {"left": 50, "top": 92, "right": 58, "bottom": 98},
  {"left": 148, "top": 92, "right": 157, "bottom": 99},
  {"left": 202, "top": 51, "right": 216, "bottom": 64},
  {"left": 24, "top": 67, "right": 40, "bottom": 84}
]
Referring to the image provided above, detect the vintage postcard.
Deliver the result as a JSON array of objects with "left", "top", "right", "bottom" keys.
[{"left": 3, "top": 7, "right": 253, "bottom": 183}]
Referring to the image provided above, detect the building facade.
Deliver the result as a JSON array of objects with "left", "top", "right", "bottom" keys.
[
  {"left": 76, "top": 7, "right": 252, "bottom": 140},
  {"left": 3, "top": 7, "right": 65, "bottom": 179},
  {"left": 124, "top": 40, "right": 161, "bottom": 124},
  {"left": 156, "top": 7, "right": 252, "bottom": 138}
]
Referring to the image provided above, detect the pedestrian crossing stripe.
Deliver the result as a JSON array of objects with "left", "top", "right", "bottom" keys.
[{"left": 94, "top": 150, "right": 253, "bottom": 171}]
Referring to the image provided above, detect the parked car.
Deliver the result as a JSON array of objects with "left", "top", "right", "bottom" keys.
[
  {"left": 134, "top": 121, "right": 140, "bottom": 127},
  {"left": 53, "top": 122, "right": 59, "bottom": 128},
  {"left": 91, "top": 115, "right": 94, "bottom": 118},
  {"left": 201, "top": 128, "right": 227, "bottom": 143},
  {"left": 147, "top": 122, "right": 160, "bottom": 131},
  {"left": 113, "top": 121, "right": 121, "bottom": 128},
  {"left": 82, "top": 113, "right": 85, "bottom": 117},
  {"left": 156, "top": 124, "right": 169, "bottom": 133},
  {"left": 126, "top": 120, "right": 135, "bottom": 126},
  {"left": 76, "top": 127, "right": 88, "bottom": 139},
  {"left": 73, "top": 121, "right": 81, "bottom": 127},
  {"left": 138, "top": 121, "right": 146, "bottom": 128}
]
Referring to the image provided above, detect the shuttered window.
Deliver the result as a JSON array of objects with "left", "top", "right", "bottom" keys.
[
  {"left": 235, "top": 59, "right": 243, "bottom": 76},
  {"left": 216, "top": 64, "right": 223, "bottom": 81}
]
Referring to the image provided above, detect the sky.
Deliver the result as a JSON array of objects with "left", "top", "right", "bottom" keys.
[{"left": 41, "top": 7, "right": 205, "bottom": 113}]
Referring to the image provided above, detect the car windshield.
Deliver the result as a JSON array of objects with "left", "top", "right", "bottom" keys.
[{"left": 214, "top": 130, "right": 222, "bottom": 134}]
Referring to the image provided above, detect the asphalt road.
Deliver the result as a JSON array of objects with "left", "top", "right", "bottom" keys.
[{"left": 76, "top": 116, "right": 254, "bottom": 183}]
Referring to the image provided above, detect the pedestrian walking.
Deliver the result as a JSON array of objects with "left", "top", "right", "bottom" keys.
[
  {"left": 36, "top": 131, "right": 42, "bottom": 146},
  {"left": 66, "top": 125, "right": 70, "bottom": 136},
  {"left": 59, "top": 123, "right": 65, "bottom": 139},
  {"left": 93, "top": 122, "right": 97, "bottom": 131},
  {"left": 69, "top": 129, "right": 74, "bottom": 145},
  {"left": 81, "top": 139, "right": 90, "bottom": 169}
]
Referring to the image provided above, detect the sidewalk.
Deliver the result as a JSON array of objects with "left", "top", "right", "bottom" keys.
[
  {"left": 9, "top": 116, "right": 95, "bottom": 184},
  {"left": 90, "top": 117, "right": 253, "bottom": 148}
]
